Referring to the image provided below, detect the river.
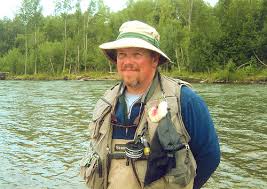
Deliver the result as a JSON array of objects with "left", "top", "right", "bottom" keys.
[{"left": 0, "top": 80, "right": 266, "bottom": 189}]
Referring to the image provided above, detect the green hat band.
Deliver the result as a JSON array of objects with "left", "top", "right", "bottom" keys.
[{"left": 117, "top": 32, "right": 160, "bottom": 48}]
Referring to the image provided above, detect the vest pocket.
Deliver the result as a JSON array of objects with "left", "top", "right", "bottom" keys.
[
  {"left": 91, "top": 98, "right": 111, "bottom": 139},
  {"left": 80, "top": 153, "right": 104, "bottom": 189},
  {"left": 164, "top": 145, "right": 196, "bottom": 188},
  {"left": 81, "top": 98, "right": 111, "bottom": 188}
]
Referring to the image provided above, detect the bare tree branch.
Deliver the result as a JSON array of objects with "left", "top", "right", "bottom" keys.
[{"left": 253, "top": 50, "right": 267, "bottom": 67}]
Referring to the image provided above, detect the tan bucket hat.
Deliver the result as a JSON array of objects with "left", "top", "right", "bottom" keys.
[{"left": 99, "top": 20, "right": 171, "bottom": 65}]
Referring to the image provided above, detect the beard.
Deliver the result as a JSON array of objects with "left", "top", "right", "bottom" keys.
[
  {"left": 120, "top": 64, "right": 141, "bottom": 88},
  {"left": 124, "top": 78, "right": 140, "bottom": 88}
]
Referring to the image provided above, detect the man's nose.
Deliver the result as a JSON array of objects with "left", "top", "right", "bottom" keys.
[{"left": 123, "top": 55, "right": 134, "bottom": 64}]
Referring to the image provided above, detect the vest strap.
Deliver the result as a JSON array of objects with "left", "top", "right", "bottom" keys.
[
  {"left": 130, "top": 159, "right": 143, "bottom": 188},
  {"left": 108, "top": 152, "right": 148, "bottom": 160}
]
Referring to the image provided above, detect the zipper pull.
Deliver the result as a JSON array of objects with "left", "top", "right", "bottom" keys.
[{"left": 184, "top": 144, "right": 190, "bottom": 164}]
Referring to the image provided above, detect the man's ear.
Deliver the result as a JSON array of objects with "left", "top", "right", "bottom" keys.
[{"left": 152, "top": 54, "right": 160, "bottom": 68}]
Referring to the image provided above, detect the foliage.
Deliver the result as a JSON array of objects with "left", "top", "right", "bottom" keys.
[
  {"left": 0, "top": 48, "right": 24, "bottom": 74},
  {"left": 0, "top": 0, "right": 266, "bottom": 78}
]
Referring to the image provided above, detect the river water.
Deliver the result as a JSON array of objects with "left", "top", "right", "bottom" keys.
[{"left": 0, "top": 80, "right": 266, "bottom": 189}]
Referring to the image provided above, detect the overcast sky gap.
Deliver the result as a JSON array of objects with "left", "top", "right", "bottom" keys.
[{"left": 0, "top": 0, "right": 218, "bottom": 19}]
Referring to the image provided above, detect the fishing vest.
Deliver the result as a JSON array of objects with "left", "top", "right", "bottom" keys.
[{"left": 80, "top": 75, "right": 197, "bottom": 189}]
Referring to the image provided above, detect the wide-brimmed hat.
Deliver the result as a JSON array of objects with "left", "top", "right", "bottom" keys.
[{"left": 99, "top": 20, "right": 171, "bottom": 65}]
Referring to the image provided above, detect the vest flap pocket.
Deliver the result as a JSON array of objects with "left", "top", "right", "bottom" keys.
[
  {"left": 80, "top": 153, "right": 104, "bottom": 188},
  {"left": 91, "top": 98, "right": 112, "bottom": 139},
  {"left": 165, "top": 145, "right": 196, "bottom": 187},
  {"left": 80, "top": 153, "right": 98, "bottom": 178},
  {"left": 92, "top": 98, "right": 111, "bottom": 122}
]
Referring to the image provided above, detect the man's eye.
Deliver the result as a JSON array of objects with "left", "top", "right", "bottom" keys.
[
  {"left": 134, "top": 53, "right": 142, "bottom": 57},
  {"left": 117, "top": 53, "right": 125, "bottom": 58}
]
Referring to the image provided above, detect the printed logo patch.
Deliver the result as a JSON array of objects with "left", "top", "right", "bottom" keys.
[{"left": 114, "top": 144, "right": 126, "bottom": 152}]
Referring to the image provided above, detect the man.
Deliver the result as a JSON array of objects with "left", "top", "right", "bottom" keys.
[{"left": 80, "top": 20, "right": 220, "bottom": 189}]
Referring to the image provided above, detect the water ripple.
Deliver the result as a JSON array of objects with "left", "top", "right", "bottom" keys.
[{"left": 0, "top": 81, "right": 266, "bottom": 188}]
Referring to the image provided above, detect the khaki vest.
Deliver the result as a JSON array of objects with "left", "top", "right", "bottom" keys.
[{"left": 80, "top": 76, "right": 197, "bottom": 189}]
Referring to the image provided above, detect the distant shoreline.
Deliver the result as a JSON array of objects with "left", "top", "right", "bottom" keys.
[{"left": 3, "top": 71, "right": 266, "bottom": 84}]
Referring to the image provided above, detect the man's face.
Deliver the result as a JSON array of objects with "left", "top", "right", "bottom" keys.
[{"left": 116, "top": 47, "right": 158, "bottom": 93}]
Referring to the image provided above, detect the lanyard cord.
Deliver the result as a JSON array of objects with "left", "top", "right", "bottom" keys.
[{"left": 158, "top": 72, "right": 167, "bottom": 101}]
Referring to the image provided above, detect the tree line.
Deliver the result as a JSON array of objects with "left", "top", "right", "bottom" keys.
[{"left": 0, "top": 0, "right": 266, "bottom": 76}]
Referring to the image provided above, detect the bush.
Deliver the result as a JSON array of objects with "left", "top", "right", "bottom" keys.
[{"left": 1, "top": 48, "right": 24, "bottom": 74}]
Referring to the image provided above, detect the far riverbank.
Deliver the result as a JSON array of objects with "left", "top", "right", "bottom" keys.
[{"left": 3, "top": 70, "right": 267, "bottom": 84}]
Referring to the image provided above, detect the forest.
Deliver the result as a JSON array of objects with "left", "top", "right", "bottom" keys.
[{"left": 0, "top": 0, "right": 266, "bottom": 82}]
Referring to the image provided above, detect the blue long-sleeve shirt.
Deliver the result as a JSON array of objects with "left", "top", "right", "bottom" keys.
[
  {"left": 112, "top": 85, "right": 220, "bottom": 188},
  {"left": 180, "top": 86, "right": 220, "bottom": 189}
]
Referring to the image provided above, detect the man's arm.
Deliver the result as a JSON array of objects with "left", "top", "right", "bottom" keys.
[{"left": 180, "top": 86, "right": 220, "bottom": 189}]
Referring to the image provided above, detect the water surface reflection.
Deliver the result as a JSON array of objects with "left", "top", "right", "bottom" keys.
[{"left": 0, "top": 81, "right": 266, "bottom": 188}]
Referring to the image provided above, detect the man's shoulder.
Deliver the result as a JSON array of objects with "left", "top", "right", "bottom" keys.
[
  {"left": 162, "top": 75, "right": 192, "bottom": 88},
  {"left": 109, "top": 82, "right": 121, "bottom": 91},
  {"left": 181, "top": 85, "right": 197, "bottom": 98},
  {"left": 160, "top": 75, "right": 192, "bottom": 97},
  {"left": 180, "top": 85, "right": 206, "bottom": 110},
  {"left": 92, "top": 83, "right": 120, "bottom": 116},
  {"left": 101, "top": 82, "right": 121, "bottom": 102}
]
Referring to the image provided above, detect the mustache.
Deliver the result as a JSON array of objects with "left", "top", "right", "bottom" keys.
[{"left": 121, "top": 64, "right": 140, "bottom": 71}]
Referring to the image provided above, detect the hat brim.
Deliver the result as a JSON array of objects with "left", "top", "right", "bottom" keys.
[{"left": 99, "top": 38, "right": 170, "bottom": 65}]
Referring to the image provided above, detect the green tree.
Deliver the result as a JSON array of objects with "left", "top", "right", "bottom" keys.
[
  {"left": 43, "top": 16, "right": 64, "bottom": 42},
  {"left": 258, "top": 0, "right": 267, "bottom": 64},
  {"left": 55, "top": 0, "right": 73, "bottom": 73},
  {"left": 189, "top": 0, "right": 221, "bottom": 71},
  {"left": 1, "top": 48, "right": 24, "bottom": 74},
  {"left": 0, "top": 18, "right": 19, "bottom": 56},
  {"left": 0, "top": 0, "right": 265, "bottom": 76},
  {"left": 39, "top": 41, "right": 64, "bottom": 73},
  {"left": 82, "top": 0, "right": 97, "bottom": 71},
  {"left": 215, "top": 0, "right": 264, "bottom": 69},
  {"left": 30, "top": 0, "right": 42, "bottom": 74}
]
